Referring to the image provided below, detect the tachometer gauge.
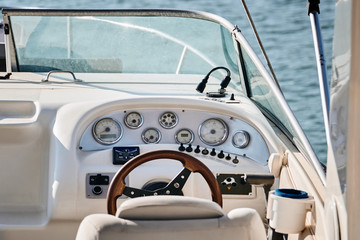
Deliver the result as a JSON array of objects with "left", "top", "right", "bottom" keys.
[
  {"left": 124, "top": 112, "right": 143, "bottom": 129},
  {"left": 175, "top": 129, "right": 194, "bottom": 144},
  {"left": 142, "top": 128, "right": 161, "bottom": 144},
  {"left": 232, "top": 131, "right": 250, "bottom": 148},
  {"left": 92, "top": 118, "right": 123, "bottom": 145},
  {"left": 159, "top": 112, "right": 178, "bottom": 129},
  {"left": 198, "top": 118, "right": 228, "bottom": 146}
]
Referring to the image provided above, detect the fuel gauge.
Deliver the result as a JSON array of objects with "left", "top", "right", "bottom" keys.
[
  {"left": 124, "top": 112, "right": 143, "bottom": 129},
  {"left": 142, "top": 128, "right": 161, "bottom": 144}
]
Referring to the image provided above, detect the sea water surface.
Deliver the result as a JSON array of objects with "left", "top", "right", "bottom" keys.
[{"left": 1, "top": 0, "right": 335, "bottom": 164}]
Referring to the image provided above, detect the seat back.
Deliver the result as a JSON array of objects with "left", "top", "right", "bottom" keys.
[{"left": 76, "top": 196, "right": 267, "bottom": 240}]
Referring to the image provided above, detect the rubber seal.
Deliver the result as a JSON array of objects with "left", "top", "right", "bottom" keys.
[{"left": 274, "top": 188, "right": 308, "bottom": 199}]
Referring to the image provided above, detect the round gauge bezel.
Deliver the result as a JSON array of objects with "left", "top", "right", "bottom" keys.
[
  {"left": 92, "top": 117, "right": 123, "bottom": 145},
  {"left": 232, "top": 130, "right": 250, "bottom": 149},
  {"left": 142, "top": 128, "right": 162, "bottom": 144},
  {"left": 175, "top": 128, "right": 194, "bottom": 144},
  {"left": 124, "top": 111, "right": 144, "bottom": 129},
  {"left": 159, "top": 111, "right": 178, "bottom": 129},
  {"left": 198, "top": 118, "right": 228, "bottom": 146}
]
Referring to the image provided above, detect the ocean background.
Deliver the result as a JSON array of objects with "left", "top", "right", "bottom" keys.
[{"left": 1, "top": 0, "right": 334, "bottom": 164}]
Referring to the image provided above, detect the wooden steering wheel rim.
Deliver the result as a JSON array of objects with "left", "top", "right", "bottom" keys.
[{"left": 107, "top": 150, "right": 223, "bottom": 215}]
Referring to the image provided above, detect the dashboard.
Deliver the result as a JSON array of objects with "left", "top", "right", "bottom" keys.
[
  {"left": 0, "top": 75, "right": 280, "bottom": 229},
  {"left": 79, "top": 108, "right": 269, "bottom": 166},
  {"left": 78, "top": 107, "right": 273, "bottom": 215}
]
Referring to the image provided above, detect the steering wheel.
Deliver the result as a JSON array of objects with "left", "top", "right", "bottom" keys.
[{"left": 107, "top": 150, "right": 223, "bottom": 215}]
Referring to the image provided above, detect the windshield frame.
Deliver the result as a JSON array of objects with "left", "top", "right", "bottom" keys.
[
  {"left": 232, "top": 26, "right": 326, "bottom": 184},
  {"left": 1, "top": 9, "right": 239, "bottom": 74}
]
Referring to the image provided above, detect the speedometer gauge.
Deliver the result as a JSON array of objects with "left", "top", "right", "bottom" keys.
[
  {"left": 92, "top": 118, "right": 123, "bottom": 145},
  {"left": 124, "top": 112, "right": 143, "bottom": 129},
  {"left": 198, "top": 118, "right": 228, "bottom": 146}
]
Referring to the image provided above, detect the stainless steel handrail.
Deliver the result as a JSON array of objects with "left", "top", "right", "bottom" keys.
[{"left": 42, "top": 71, "right": 82, "bottom": 82}]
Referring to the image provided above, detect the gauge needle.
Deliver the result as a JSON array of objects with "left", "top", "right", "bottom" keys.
[{"left": 99, "top": 127, "right": 111, "bottom": 134}]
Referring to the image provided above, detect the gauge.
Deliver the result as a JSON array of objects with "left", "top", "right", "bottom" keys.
[
  {"left": 198, "top": 118, "right": 228, "bottom": 146},
  {"left": 232, "top": 131, "right": 250, "bottom": 148},
  {"left": 92, "top": 118, "right": 123, "bottom": 145},
  {"left": 159, "top": 111, "right": 178, "bottom": 129},
  {"left": 175, "top": 129, "right": 194, "bottom": 144},
  {"left": 124, "top": 112, "right": 143, "bottom": 129},
  {"left": 142, "top": 128, "right": 161, "bottom": 144}
]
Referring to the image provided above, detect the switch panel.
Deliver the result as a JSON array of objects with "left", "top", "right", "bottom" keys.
[
  {"left": 113, "top": 147, "right": 140, "bottom": 165},
  {"left": 86, "top": 173, "right": 116, "bottom": 199}
]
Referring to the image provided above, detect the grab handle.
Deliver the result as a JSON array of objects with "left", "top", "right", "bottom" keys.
[{"left": 42, "top": 71, "right": 82, "bottom": 82}]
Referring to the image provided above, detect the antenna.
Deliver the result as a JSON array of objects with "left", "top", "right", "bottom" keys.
[{"left": 239, "top": 0, "right": 282, "bottom": 92}]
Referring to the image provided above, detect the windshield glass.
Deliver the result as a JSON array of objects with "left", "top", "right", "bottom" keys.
[
  {"left": 9, "top": 15, "right": 240, "bottom": 80},
  {"left": 240, "top": 45, "right": 301, "bottom": 144}
]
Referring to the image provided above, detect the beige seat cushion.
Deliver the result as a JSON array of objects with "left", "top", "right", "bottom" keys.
[
  {"left": 116, "top": 196, "right": 224, "bottom": 220},
  {"left": 76, "top": 196, "right": 267, "bottom": 240},
  {"left": 77, "top": 208, "right": 266, "bottom": 240}
]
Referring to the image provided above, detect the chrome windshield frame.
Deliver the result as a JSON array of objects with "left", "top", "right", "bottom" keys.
[{"left": 1, "top": 8, "right": 239, "bottom": 74}]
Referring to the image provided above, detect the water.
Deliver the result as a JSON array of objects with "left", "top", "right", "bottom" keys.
[{"left": 1, "top": 0, "right": 334, "bottom": 164}]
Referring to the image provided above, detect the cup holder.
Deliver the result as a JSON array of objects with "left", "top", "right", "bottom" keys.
[
  {"left": 266, "top": 189, "right": 314, "bottom": 234},
  {"left": 274, "top": 188, "right": 308, "bottom": 199}
]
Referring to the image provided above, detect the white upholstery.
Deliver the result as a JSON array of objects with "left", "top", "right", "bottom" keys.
[
  {"left": 116, "top": 196, "right": 224, "bottom": 220},
  {"left": 76, "top": 196, "right": 267, "bottom": 240}
]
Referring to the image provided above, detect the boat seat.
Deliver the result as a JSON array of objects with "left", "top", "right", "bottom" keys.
[{"left": 76, "top": 196, "right": 267, "bottom": 240}]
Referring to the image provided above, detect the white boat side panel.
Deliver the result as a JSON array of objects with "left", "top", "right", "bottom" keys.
[{"left": 279, "top": 151, "right": 326, "bottom": 239}]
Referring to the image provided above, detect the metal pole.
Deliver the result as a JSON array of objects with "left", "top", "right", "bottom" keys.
[
  {"left": 308, "top": 0, "right": 331, "bottom": 144},
  {"left": 239, "top": 0, "right": 282, "bottom": 93}
]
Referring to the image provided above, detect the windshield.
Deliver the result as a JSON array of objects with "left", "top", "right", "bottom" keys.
[
  {"left": 9, "top": 15, "right": 240, "bottom": 81},
  {"left": 240, "top": 46, "right": 297, "bottom": 138}
]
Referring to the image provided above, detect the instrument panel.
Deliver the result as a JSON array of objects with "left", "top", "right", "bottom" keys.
[{"left": 79, "top": 109, "right": 269, "bottom": 165}]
